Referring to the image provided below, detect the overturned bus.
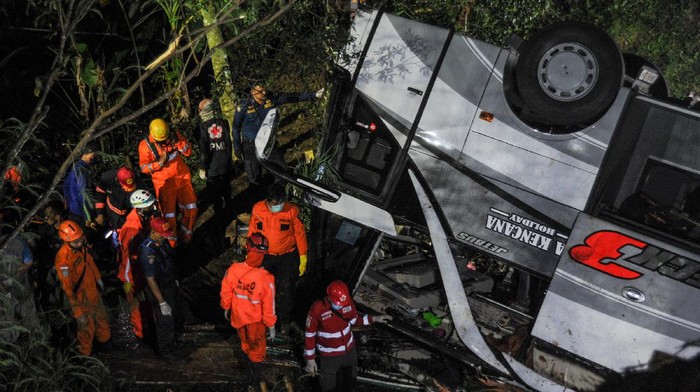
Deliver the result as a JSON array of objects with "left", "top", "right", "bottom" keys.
[{"left": 256, "top": 7, "right": 700, "bottom": 391}]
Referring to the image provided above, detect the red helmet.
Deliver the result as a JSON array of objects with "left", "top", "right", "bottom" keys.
[
  {"left": 116, "top": 167, "right": 136, "bottom": 191},
  {"left": 246, "top": 232, "right": 269, "bottom": 254},
  {"left": 58, "top": 220, "right": 84, "bottom": 242},
  {"left": 326, "top": 280, "right": 351, "bottom": 307}
]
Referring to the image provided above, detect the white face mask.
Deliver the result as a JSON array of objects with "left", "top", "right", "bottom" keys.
[{"left": 269, "top": 203, "right": 284, "bottom": 213}]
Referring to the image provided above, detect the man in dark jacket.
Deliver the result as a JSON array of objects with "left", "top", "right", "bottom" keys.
[
  {"left": 197, "top": 98, "right": 233, "bottom": 217},
  {"left": 63, "top": 142, "right": 99, "bottom": 228},
  {"left": 95, "top": 166, "right": 144, "bottom": 231},
  {"left": 232, "top": 84, "right": 321, "bottom": 185},
  {"left": 138, "top": 217, "right": 182, "bottom": 361}
]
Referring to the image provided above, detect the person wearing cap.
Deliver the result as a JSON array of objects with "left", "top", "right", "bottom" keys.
[
  {"left": 220, "top": 232, "right": 276, "bottom": 392},
  {"left": 94, "top": 166, "right": 145, "bottom": 231},
  {"left": 54, "top": 219, "right": 111, "bottom": 356},
  {"left": 63, "top": 142, "right": 100, "bottom": 229},
  {"left": 117, "top": 189, "right": 160, "bottom": 345},
  {"left": 233, "top": 83, "right": 323, "bottom": 185},
  {"left": 138, "top": 216, "right": 181, "bottom": 360},
  {"left": 197, "top": 98, "right": 233, "bottom": 223},
  {"left": 138, "top": 118, "right": 197, "bottom": 246},
  {"left": 303, "top": 280, "right": 392, "bottom": 392},
  {"left": 248, "top": 183, "right": 308, "bottom": 336}
]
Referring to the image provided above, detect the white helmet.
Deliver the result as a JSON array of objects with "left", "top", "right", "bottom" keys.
[{"left": 130, "top": 189, "right": 156, "bottom": 209}]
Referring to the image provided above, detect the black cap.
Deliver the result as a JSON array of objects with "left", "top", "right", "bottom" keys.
[
  {"left": 266, "top": 183, "right": 286, "bottom": 202},
  {"left": 82, "top": 142, "right": 99, "bottom": 155}
]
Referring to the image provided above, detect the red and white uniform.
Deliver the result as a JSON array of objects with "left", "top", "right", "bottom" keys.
[{"left": 303, "top": 298, "right": 373, "bottom": 360}]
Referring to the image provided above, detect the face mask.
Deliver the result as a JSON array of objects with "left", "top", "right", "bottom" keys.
[
  {"left": 331, "top": 303, "right": 342, "bottom": 311},
  {"left": 269, "top": 203, "right": 284, "bottom": 213}
]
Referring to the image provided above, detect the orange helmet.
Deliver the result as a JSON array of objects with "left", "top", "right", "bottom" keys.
[
  {"left": 149, "top": 118, "right": 169, "bottom": 141},
  {"left": 326, "top": 280, "right": 351, "bottom": 307},
  {"left": 58, "top": 220, "right": 84, "bottom": 242},
  {"left": 246, "top": 232, "right": 269, "bottom": 254}
]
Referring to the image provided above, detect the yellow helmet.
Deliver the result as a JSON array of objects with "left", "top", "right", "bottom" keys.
[{"left": 149, "top": 118, "right": 169, "bottom": 141}]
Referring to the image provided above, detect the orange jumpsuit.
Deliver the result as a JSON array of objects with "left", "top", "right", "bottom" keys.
[
  {"left": 117, "top": 209, "right": 149, "bottom": 338},
  {"left": 138, "top": 130, "right": 197, "bottom": 244},
  {"left": 248, "top": 201, "right": 308, "bottom": 256},
  {"left": 220, "top": 256, "right": 276, "bottom": 362},
  {"left": 55, "top": 244, "right": 110, "bottom": 355}
]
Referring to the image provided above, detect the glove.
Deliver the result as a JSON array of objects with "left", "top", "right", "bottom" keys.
[
  {"left": 299, "top": 254, "right": 308, "bottom": 276},
  {"left": 305, "top": 359, "right": 318, "bottom": 373},
  {"left": 159, "top": 301, "right": 172, "bottom": 316},
  {"left": 224, "top": 309, "right": 230, "bottom": 320},
  {"left": 95, "top": 214, "right": 105, "bottom": 226},
  {"left": 373, "top": 315, "right": 393, "bottom": 324},
  {"left": 97, "top": 279, "right": 104, "bottom": 292},
  {"left": 198, "top": 168, "right": 207, "bottom": 180},
  {"left": 315, "top": 88, "right": 325, "bottom": 99},
  {"left": 268, "top": 326, "right": 276, "bottom": 341},
  {"left": 123, "top": 282, "right": 133, "bottom": 294}
]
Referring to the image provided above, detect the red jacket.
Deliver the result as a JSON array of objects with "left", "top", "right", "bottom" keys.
[
  {"left": 55, "top": 244, "right": 102, "bottom": 318},
  {"left": 303, "top": 297, "right": 373, "bottom": 360},
  {"left": 248, "top": 201, "right": 308, "bottom": 256},
  {"left": 117, "top": 209, "right": 146, "bottom": 285},
  {"left": 138, "top": 131, "right": 192, "bottom": 189},
  {"left": 220, "top": 259, "right": 276, "bottom": 329}
]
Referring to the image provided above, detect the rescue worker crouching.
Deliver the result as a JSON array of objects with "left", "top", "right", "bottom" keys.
[
  {"left": 220, "top": 233, "right": 276, "bottom": 392},
  {"left": 117, "top": 189, "right": 159, "bottom": 346},
  {"left": 54, "top": 220, "right": 112, "bottom": 356},
  {"left": 248, "top": 183, "right": 308, "bottom": 336},
  {"left": 138, "top": 118, "right": 197, "bottom": 246},
  {"left": 138, "top": 217, "right": 184, "bottom": 361},
  {"left": 304, "top": 280, "right": 392, "bottom": 392}
]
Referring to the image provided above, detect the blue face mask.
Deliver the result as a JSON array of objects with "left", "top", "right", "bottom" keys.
[
  {"left": 269, "top": 203, "right": 284, "bottom": 213},
  {"left": 331, "top": 303, "right": 342, "bottom": 311}
]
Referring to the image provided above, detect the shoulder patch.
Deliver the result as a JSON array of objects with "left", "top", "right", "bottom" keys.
[{"left": 60, "top": 266, "right": 70, "bottom": 277}]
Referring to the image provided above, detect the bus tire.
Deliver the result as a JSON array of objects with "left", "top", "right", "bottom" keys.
[{"left": 515, "top": 22, "right": 624, "bottom": 127}]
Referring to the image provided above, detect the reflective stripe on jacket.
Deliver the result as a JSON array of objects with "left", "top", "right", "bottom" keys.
[
  {"left": 138, "top": 131, "right": 192, "bottom": 189},
  {"left": 303, "top": 298, "right": 372, "bottom": 360},
  {"left": 117, "top": 209, "right": 146, "bottom": 285},
  {"left": 220, "top": 259, "right": 276, "bottom": 329}
]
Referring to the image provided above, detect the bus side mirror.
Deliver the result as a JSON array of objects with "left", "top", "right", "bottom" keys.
[{"left": 255, "top": 108, "right": 279, "bottom": 161}]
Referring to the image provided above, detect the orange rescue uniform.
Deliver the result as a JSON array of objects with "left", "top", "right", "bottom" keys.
[
  {"left": 248, "top": 201, "right": 308, "bottom": 256},
  {"left": 117, "top": 209, "right": 149, "bottom": 338},
  {"left": 138, "top": 130, "right": 197, "bottom": 243},
  {"left": 220, "top": 257, "right": 276, "bottom": 362},
  {"left": 55, "top": 244, "right": 110, "bottom": 355}
]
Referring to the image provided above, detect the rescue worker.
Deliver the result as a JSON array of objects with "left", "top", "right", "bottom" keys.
[
  {"left": 138, "top": 118, "right": 197, "bottom": 245},
  {"left": 304, "top": 280, "right": 392, "bottom": 392},
  {"left": 0, "top": 214, "right": 39, "bottom": 343},
  {"left": 232, "top": 84, "right": 322, "bottom": 185},
  {"left": 95, "top": 166, "right": 143, "bottom": 230},
  {"left": 247, "top": 183, "right": 307, "bottom": 336},
  {"left": 117, "top": 189, "right": 158, "bottom": 345},
  {"left": 63, "top": 142, "right": 99, "bottom": 228},
  {"left": 197, "top": 98, "right": 233, "bottom": 217},
  {"left": 54, "top": 220, "right": 111, "bottom": 356},
  {"left": 138, "top": 217, "right": 181, "bottom": 360},
  {"left": 31, "top": 200, "right": 72, "bottom": 346},
  {"left": 220, "top": 232, "right": 276, "bottom": 392}
]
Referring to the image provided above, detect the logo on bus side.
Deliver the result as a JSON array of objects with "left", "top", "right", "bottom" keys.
[{"left": 569, "top": 231, "right": 646, "bottom": 279}]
